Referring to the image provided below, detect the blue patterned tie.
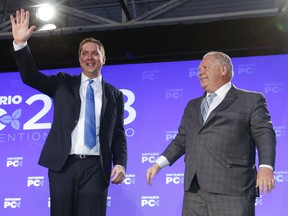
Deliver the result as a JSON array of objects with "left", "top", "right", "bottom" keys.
[
  {"left": 84, "top": 79, "right": 96, "bottom": 149},
  {"left": 201, "top": 93, "right": 217, "bottom": 120}
]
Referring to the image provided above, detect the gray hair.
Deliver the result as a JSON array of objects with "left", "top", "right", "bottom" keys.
[{"left": 204, "top": 51, "right": 234, "bottom": 79}]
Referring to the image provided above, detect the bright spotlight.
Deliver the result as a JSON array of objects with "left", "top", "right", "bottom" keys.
[
  {"left": 34, "top": 4, "right": 57, "bottom": 30},
  {"left": 38, "top": 24, "right": 57, "bottom": 31},
  {"left": 36, "top": 4, "right": 55, "bottom": 22}
]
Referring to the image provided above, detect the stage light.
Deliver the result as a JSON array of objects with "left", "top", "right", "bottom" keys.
[
  {"left": 35, "top": 4, "right": 57, "bottom": 31},
  {"left": 36, "top": 4, "right": 55, "bottom": 22},
  {"left": 38, "top": 23, "right": 57, "bottom": 31}
]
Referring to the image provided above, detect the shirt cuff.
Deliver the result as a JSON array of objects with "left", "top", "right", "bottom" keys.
[
  {"left": 259, "top": 164, "right": 273, "bottom": 170},
  {"left": 155, "top": 155, "right": 170, "bottom": 169},
  {"left": 13, "top": 41, "right": 27, "bottom": 51}
]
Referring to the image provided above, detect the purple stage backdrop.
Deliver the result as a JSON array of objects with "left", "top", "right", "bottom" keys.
[{"left": 0, "top": 54, "right": 287, "bottom": 216}]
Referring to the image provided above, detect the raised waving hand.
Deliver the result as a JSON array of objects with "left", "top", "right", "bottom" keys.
[{"left": 10, "top": 9, "right": 36, "bottom": 44}]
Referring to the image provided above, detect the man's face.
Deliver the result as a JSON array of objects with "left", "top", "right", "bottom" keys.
[
  {"left": 79, "top": 42, "right": 106, "bottom": 79},
  {"left": 198, "top": 55, "right": 226, "bottom": 93}
]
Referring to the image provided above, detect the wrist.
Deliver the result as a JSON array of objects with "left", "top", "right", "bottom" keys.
[{"left": 14, "top": 40, "right": 27, "bottom": 45}]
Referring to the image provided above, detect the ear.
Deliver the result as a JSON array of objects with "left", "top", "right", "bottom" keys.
[
  {"left": 221, "top": 65, "right": 228, "bottom": 76},
  {"left": 78, "top": 57, "right": 81, "bottom": 65},
  {"left": 102, "top": 56, "right": 106, "bottom": 65}
]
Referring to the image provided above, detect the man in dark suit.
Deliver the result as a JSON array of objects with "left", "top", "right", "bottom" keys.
[
  {"left": 146, "top": 51, "right": 276, "bottom": 216},
  {"left": 10, "top": 9, "right": 127, "bottom": 216}
]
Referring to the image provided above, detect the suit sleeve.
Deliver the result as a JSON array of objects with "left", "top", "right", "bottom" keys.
[
  {"left": 14, "top": 45, "right": 58, "bottom": 97},
  {"left": 250, "top": 93, "right": 276, "bottom": 168},
  {"left": 161, "top": 103, "right": 189, "bottom": 165},
  {"left": 111, "top": 90, "right": 127, "bottom": 170}
]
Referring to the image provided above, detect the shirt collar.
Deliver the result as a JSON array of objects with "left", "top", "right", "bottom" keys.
[
  {"left": 81, "top": 73, "right": 102, "bottom": 85},
  {"left": 212, "top": 82, "right": 232, "bottom": 99}
]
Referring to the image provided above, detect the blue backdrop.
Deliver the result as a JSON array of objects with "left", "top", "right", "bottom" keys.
[{"left": 0, "top": 54, "right": 287, "bottom": 215}]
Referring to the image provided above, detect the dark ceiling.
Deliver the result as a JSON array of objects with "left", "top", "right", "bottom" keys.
[{"left": 1, "top": 0, "right": 288, "bottom": 72}]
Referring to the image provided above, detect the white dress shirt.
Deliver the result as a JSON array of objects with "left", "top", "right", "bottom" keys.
[{"left": 70, "top": 74, "right": 102, "bottom": 155}]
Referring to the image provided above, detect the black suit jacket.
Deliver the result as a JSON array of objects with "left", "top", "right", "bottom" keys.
[
  {"left": 14, "top": 46, "right": 127, "bottom": 185},
  {"left": 162, "top": 85, "right": 276, "bottom": 196}
]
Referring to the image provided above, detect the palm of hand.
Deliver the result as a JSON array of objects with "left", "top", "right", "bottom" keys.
[{"left": 10, "top": 9, "right": 36, "bottom": 44}]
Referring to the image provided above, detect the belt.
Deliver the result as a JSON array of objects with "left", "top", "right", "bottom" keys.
[{"left": 69, "top": 154, "right": 99, "bottom": 159}]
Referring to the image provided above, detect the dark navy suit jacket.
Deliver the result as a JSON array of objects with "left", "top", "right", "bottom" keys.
[{"left": 14, "top": 45, "right": 127, "bottom": 185}]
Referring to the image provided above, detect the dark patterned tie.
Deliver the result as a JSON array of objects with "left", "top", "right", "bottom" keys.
[
  {"left": 201, "top": 93, "right": 217, "bottom": 120},
  {"left": 84, "top": 79, "right": 96, "bottom": 149}
]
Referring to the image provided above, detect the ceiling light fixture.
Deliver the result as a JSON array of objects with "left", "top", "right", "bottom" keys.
[{"left": 35, "top": 3, "right": 57, "bottom": 31}]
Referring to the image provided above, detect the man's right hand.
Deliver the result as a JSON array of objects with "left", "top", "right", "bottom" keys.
[
  {"left": 10, "top": 9, "right": 36, "bottom": 44},
  {"left": 146, "top": 163, "right": 161, "bottom": 185}
]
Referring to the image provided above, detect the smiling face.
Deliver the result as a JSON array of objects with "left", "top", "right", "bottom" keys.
[
  {"left": 79, "top": 41, "right": 106, "bottom": 79},
  {"left": 198, "top": 53, "right": 231, "bottom": 93}
]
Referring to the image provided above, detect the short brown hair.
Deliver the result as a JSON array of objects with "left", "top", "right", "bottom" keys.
[{"left": 78, "top": 37, "right": 105, "bottom": 57}]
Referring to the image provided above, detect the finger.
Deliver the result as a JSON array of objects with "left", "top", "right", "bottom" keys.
[
  {"left": 147, "top": 176, "right": 152, "bottom": 185},
  {"left": 110, "top": 169, "right": 116, "bottom": 177},
  {"left": 21, "top": 9, "right": 25, "bottom": 23},
  {"left": 260, "top": 181, "right": 266, "bottom": 193},
  {"left": 267, "top": 181, "right": 275, "bottom": 192},
  {"left": 29, "top": 25, "right": 37, "bottom": 33},
  {"left": 255, "top": 180, "right": 259, "bottom": 188},
  {"left": 25, "top": 11, "right": 30, "bottom": 25},
  {"left": 146, "top": 171, "right": 153, "bottom": 185},
  {"left": 146, "top": 170, "right": 150, "bottom": 182},
  {"left": 263, "top": 181, "right": 270, "bottom": 193},
  {"left": 10, "top": 15, "right": 15, "bottom": 27},
  {"left": 264, "top": 184, "right": 269, "bottom": 194},
  {"left": 111, "top": 174, "right": 118, "bottom": 183},
  {"left": 266, "top": 185, "right": 272, "bottom": 193},
  {"left": 112, "top": 172, "right": 124, "bottom": 184},
  {"left": 112, "top": 170, "right": 122, "bottom": 180},
  {"left": 263, "top": 180, "right": 274, "bottom": 193},
  {"left": 258, "top": 183, "right": 263, "bottom": 193},
  {"left": 16, "top": 10, "right": 20, "bottom": 24},
  {"left": 271, "top": 179, "right": 275, "bottom": 188},
  {"left": 147, "top": 176, "right": 151, "bottom": 184},
  {"left": 111, "top": 177, "right": 118, "bottom": 183}
]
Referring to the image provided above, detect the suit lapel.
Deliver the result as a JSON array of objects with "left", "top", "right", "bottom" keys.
[
  {"left": 100, "top": 81, "right": 108, "bottom": 122},
  {"left": 198, "top": 94, "right": 206, "bottom": 125},
  {"left": 203, "top": 86, "right": 239, "bottom": 126},
  {"left": 73, "top": 75, "right": 81, "bottom": 98},
  {"left": 72, "top": 75, "right": 82, "bottom": 116}
]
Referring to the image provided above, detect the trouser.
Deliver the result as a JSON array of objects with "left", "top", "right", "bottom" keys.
[
  {"left": 182, "top": 176, "right": 255, "bottom": 216},
  {"left": 48, "top": 156, "right": 108, "bottom": 216}
]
